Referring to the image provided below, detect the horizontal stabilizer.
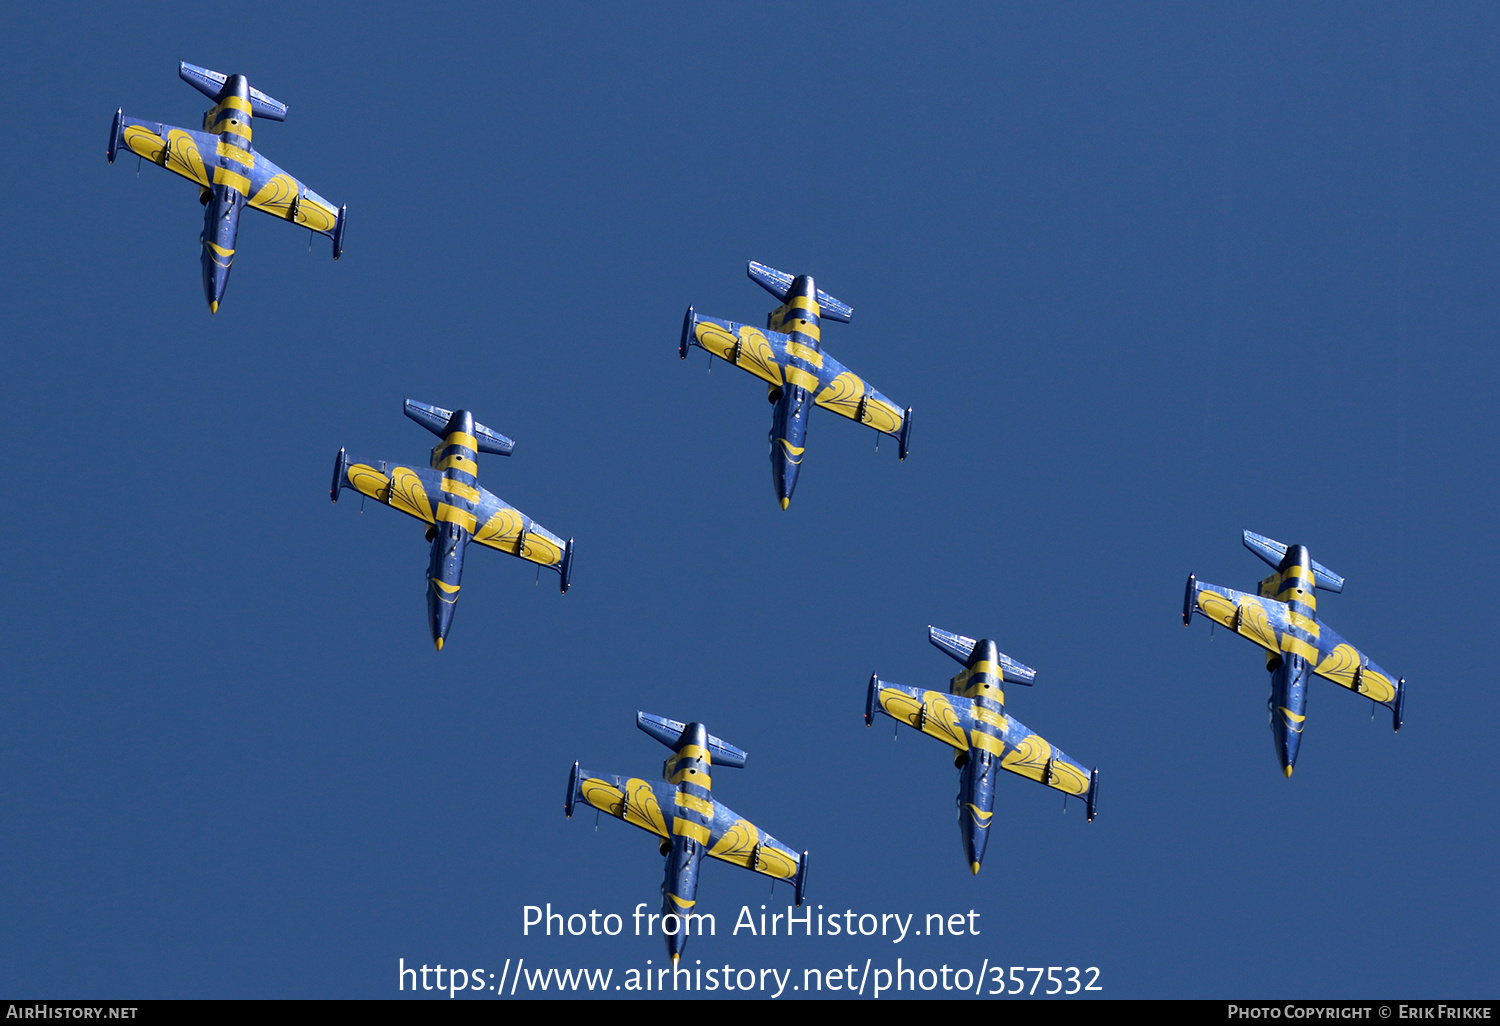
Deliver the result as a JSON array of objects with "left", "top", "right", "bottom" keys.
[
  {"left": 179, "top": 62, "right": 288, "bottom": 120},
  {"left": 1243, "top": 530, "right": 1344, "bottom": 592},
  {"left": 636, "top": 712, "right": 747, "bottom": 768},
  {"left": 403, "top": 400, "right": 515, "bottom": 455},
  {"left": 928, "top": 627, "right": 1035, "bottom": 684},
  {"left": 748, "top": 261, "right": 852, "bottom": 323}
]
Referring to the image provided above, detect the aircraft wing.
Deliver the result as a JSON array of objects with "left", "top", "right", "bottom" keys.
[
  {"left": 336, "top": 456, "right": 442, "bottom": 526},
  {"left": 1305, "top": 619, "right": 1403, "bottom": 709},
  {"left": 806, "top": 344, "right": 908, "bottom": 436},
  {"left": 1185, "top": 578, "right": 1299, "bottom": 656},
  {"left": 334, "top": 453, "right": 570, "bottom": 579},
  {"left": 567, "top": 767, "right": 674, "bottom": 840},
  {"left": 468, "top": 487, "right": 570, "bottom": 574},
  {"left": 1185, "top": 576, "right": 1405, "bottom": 721},
  {"left": 683, "top": 313, "right": 909, "bottom": 438},
  {"left": 702, "top": 798, "right": 804, "bottom": 885},
  {"left": 115, "top": 117, "right": 215, "bottom": 189},
  {"left": 867, "top": 680, "right": 1095, "bottom": 798},
  {"left": 244, "top": 149, "right": 342, "bottom": 237},
  {"left": 566, "top": 766, "right": 808, "bottom": 899}
]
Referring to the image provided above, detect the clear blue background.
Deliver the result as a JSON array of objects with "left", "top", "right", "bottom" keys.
[{"left": 1, "top": 1, "right": 1495, "bottom": 999}]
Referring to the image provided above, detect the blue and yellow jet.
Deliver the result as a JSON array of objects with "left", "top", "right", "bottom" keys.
[
  {"left": 1184, "top": 530, "right": 1406, "bottom": 777},
  {"left": 108, "top": 62, "right": 346, "bottom": 313},
  {"left": 681, "top": 262, "right": 913, "bottom": 509},
  {"left": 567, "top": 713, "right": 809, "bottom": 964},
  {"left": 331, "top": 400, "right": 574, "bottom": 650},
  {"left": 867, "top": 627, "right": 1099, "bottom": 875}
]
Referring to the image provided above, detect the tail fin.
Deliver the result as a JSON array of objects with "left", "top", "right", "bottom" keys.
[
  {"left": 747, "top": 261, "right": 853, "bottom": 323},
  {"left": 1243, "top": 530, "right": 1344, "bottom": 592},
  {"left": 1085, "top": 768, "right": 1099, "bottom": 822},
  {"left": 179, "top": 62, "right": 288, "bottom": 120},
  {"left": 636, "top": 712, "right": 747, "bottom": 768},
  {"left": 403, "top": 399, "right": 514, "bottom": 455},
  {"left": 793, "top": 851, "right": 810, "bottom": 906}
]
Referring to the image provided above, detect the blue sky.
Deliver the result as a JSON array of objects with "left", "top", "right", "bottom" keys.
[{"left": 1, "top": 2, "right": 1496, "bottom": 999}]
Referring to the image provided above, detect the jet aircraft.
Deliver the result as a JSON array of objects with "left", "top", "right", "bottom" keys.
[
  {"left": 108, "top": 62, "right": 347, "bottom": 313},
  {"left": 1183, "top": 530, "right": 1405, "bottom": 777},
  {"left": 331, "top": 400, "right": 574, "bottom": 650},
  {"left": 866, "top": 627, "right": 1098, "bottom": 875},
  {"left": 681, "top": 261, "right": 913, "bottom": 509},
  {"left": 567, "top": 712, "right": 809, "bottom": 964}
]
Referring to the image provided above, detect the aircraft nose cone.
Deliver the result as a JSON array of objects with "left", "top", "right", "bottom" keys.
[
  {"left": 1283, "top": 764, "right": 1294, "bottom": 779},
  {"left": 430, "top": 602, "right": 456, "bottom": 650},
  {"left": 209, "top": 300, "right": 218, "bottom": 314},
  {"left": 780, "top": 497, "right": 790, "bottom": 510},
  {"left": 427, "top": 568, "right": 462, "bottom": 651},
  {"left": 431, "top": 611, "right": 454, "bottom": 650},
  {"left": 970, "top": 862, "right": 981, "bottom": 876}
]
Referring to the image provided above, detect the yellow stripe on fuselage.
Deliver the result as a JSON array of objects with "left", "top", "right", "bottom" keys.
[
  {"left": 672, "top": 819, "right": 711, "bottom": 844},
  {"left": 440, "top": 479, "right": 480, "bottom": 502},
  {"left": 964, "top": 803, "right": 994, "bottom": 824},
  {"left": 669, "top": 767, "right": 710, "bottom": 788},
  {"left": 674, "top": 792, "right": 713, "bottom": 816},
  {"left": 786, "top": 341, "right": 823, "bottom": 367},
  {"left": 215, "top": 141, "right": 254, "bottom": 168},
  {"left": 971, "top": 705, "right": 1006, "bottom": 729},
  {"left": 665, "top": 747, "right": 709, "bottom": 775},
  {"left": 435, "top": 503, "right": 477, "bottom": 533},
  {"left": 970, "top": 731, "right": 1005, "bottom": 756},
  {"left": 213, "top": 167, "right": 250, "bottom": 195},
  {"left": 438, "top": 454, "right": 477, "bottom": 474},
  {"left": 1281, "top": 635, "right": 1319, "bottom": 662},
  {"left": 1286, "top": 611, "right": 1319, "bottom": 637},
  {"left": 444, "top": 432, "right": 477, "bottom": 452},
  {"left": 211, "top": 117, "right": 251, "bottom": 142},
  {"left": 784, "top": 366, "right": 820, "bottom": 391}
]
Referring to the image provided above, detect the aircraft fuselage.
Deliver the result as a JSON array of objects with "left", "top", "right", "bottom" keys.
[
  {"left": 950, "top": 639, "right": 1008, "bottom": 874},
  {"left": 660, "top": 722, "right": 714, "bottom": 963},
  {"left": 1259, "top": 544, "right": 1321, "bottom": 776},
  {"left": 423, "top": 411, "right": 485, "bottom": 650},
  {"left": 197, "top": 75, "right": 256, "bottom": 312},
  {"left": 766, "top": 275, "right": 825, "bottom": 509}
]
